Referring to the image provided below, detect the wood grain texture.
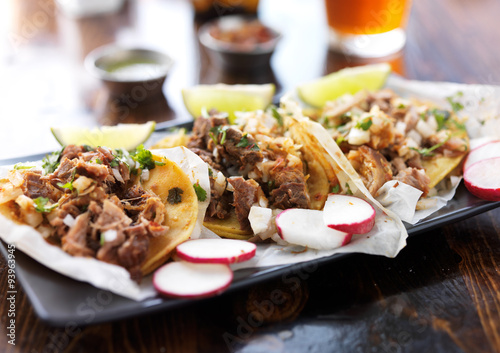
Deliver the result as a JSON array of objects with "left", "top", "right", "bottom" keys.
[{"left": 0, "top": 0, "right": 500, "bottom": 352}]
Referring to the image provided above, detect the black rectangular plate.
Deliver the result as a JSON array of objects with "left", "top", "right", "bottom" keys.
[{"left": 1, "top": 182, "right": 499, "bottom": 327}]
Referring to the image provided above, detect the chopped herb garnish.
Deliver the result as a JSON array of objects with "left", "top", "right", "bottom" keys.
[
  {"left": 430, "top": 109, "right": 451, "bottom": 131},
  {"left": 236, "top": 133, "right": 250, "bottom": 148},
  {"left": 13, "top": 163, "right": 35, "bottom": 170},
  {"left": 446, "top": 92, "right": 464, "bottom": 113},
  {"left": 82, "top": 145, "right": 94, "bottom": 152},
  {"left": 331, "top": 184, "right": 340, "bottom": 194},
  {"left": 110, "top": 158, "right": 120, "bottom": 167},
  {"left": 209, "top": 126, "right": 228, "bottom": 145},
  {"left": 270, "top": 105, "right": 284, "bottom": 127},
  {"left": 167, "top": 187, "right": 183, "bottom": 204},
  {"left": 451, "top": 119, "right": 466, "bottom": 131},
  {"left": 193, "top": 182, "right": 207, "bottom": 202},
  {"left": 95, "top": 158, "right": 103, "bottom": 164},
  {"left": 131, "top": 145, "right": 164, "bottom": 170},
  {"left": 268, "top": 180, "right": 275, "bottom": 191},
  {"left": 335, "top": 135, "right": 345, "bottom": 145},
  {"left": 100, "top": 233, "right": 106, "bottom": 246},
  {"left": 208, "top": 168, "right": 214, "bottom": 177},
  {"left": 410, "top": 135, "right": 450, "bottom": 157},
  {"left": 345, "top": 182, "right": 353, "bottom": 195},
  {"left": 397, "top": 103, "right": 407, "bottom": 109},
  {"left": 42, "top": 147, "right": 64, "bottom": 174},
  {"left": 247, "top": 143, "right": 260, "bottom": 151},
  {"left": 57, "top": 180, "right": 74, "bottom": 191},
  {"left": 33, "top": 197, "right": 58, "bottom": 213},
  {"left": 355, "top": 117, "right": 373, "bottom": 131},
  {"left": 338, "top": 112, "right": 353, "bottom": 126},
  {"left": 57, "top": 169, "right": 76, "bottom": 192}
]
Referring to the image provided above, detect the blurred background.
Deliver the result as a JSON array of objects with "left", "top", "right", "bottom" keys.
[{"left": 1, "top": 0, "right": 499, "bottom": 159}]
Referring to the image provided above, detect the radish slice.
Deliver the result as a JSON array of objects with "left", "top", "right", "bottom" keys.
[
  {"left": 153, "top": 262, "right": 233, "bottom": 298},
  {"left": 276, "top": 209, "right": 352, "bottom": 250},
  {"left": 323, "top": 194, "right": 376, "bottom": 234},
  {"left": 176, "top": 239, "right": 256, "bottom": 264},
  {"left": 464, "top": 157, "right": 500, "bottom": 201},
  {"left": 464, "top": 140, "right": 500, "bottom": 170}
]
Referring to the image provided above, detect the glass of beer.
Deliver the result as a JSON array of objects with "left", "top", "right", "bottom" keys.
[{"left": 325, "top": 0, "right": 412, "bottom": 57}]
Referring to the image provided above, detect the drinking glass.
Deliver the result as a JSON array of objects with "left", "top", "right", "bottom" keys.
[{"left": 325, "top": 0, "right": 412, "bottom": 57}]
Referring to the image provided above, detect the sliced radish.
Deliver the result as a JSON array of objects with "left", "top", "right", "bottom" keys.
[
  {"left": 176, "top": 239, "right": 256, "bottom": 264},
  {"left": 322, "top": 194, "right": 376, "bottom": 234},
  {"left": 464, "top": 140, "right": 500, "bottom": 170},
  {"left": 276, "top": 209, "right": 352, "bottom": 250},
  {"left": 464, "top": 157, "right": 500, "bottom": 201},
  {"left": 153, "top": 262, "right": 233, "bottom": 299}
]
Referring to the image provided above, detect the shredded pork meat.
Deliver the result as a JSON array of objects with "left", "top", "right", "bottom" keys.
[{"left": 6, "top": 145, "right": 170, "bottom": 282}]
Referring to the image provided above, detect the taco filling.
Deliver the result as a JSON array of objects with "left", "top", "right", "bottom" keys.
[
  {"left": 183, "top": 108, "right": 337, "bottom": 237},
  {"left": 317, "top": 89, "right": 469, "bottom": 198},
  {"left": 0, "top": 145, "right": 197, "bottom": 282}
]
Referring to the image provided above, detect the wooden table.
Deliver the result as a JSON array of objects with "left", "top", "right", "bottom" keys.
[{"left": 1, "top": 0, "right": 499, "bottom": 352}]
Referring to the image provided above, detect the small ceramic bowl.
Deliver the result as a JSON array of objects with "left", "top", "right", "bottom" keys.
[
  {"left": 198, "top": 15, "right": 281, "bottom": 72},
  {"left": 85, "top": 45, "right": 174, "bottom": 99}
]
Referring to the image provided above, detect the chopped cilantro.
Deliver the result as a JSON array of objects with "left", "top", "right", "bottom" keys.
[
  {"left": 397, "top": 103, "right": 407, "bottom": 109},
  {"left": 193, "top": 182, "right": 207, "bottom": 202},
  {"left": 131, "top": 145, "right": 164, "bottom": 170},
  {"left": 335, "top": 135, "right": 345, "bottom": 145},
  {"left": 95, "top": 158, "right": 103, "bottom": 164},
  {"left": 247, "top": 143, "right": 260, "bottom": 151},
  {"left": 270, "top": 105, "right": 284, "bottom": 127},
  {"left": 100, "top": 233, "right": 106, "bottom": 246},
  {"left": 57, "top": 180, "right": 74, "bottom": 191},
  {"left": 208, "top": 168, "right": 214, "bottom": 177},
  {"left": 42, "top": 147, "right": 64, "bottom": 174},
  {"left": 13, "top": 163, "right": 35, "bottom": 170},
  {"left": 446, "top": 92, "right": 464, "bottom": 113},
  {"left": 338, "top": 112, "right": 353, "bottom": 126},
  {"left": 167, "top": 187, "right": 183, "bottom": 204},
  {"left": 451, "top": 119, "right": 466, "bottom": 131},
  {"left": 33, "top": 197, "right": 58, "bottom": 213},
  {"left": 410, "top": 135, "right": 450, "bottom": 157},
  {"left": 430, "top": 109, "right": 451, "bottom": 131},
  {"left": 331, "top": 184, "right": 340, "bottom": 194},
  {"left": 345, "top": 183, "right": 353, "bottom": 195},
  {"left": 209, "top": 126, "right": 228, "bottom": 145},
  {"left": 82, "top": 145, "right": 94, "bottom": 152},
  {"left": 355, "top": 117, "right": 373, "bottom": 131},
  {"left": 236, "top": 134, "right": 250, "bottom": 148},
  {"left": 109, "top": 158, "right": 120, "bottom": 167},
  {"left": 57, "top": 169, "right": 76, "bottom": 192}
]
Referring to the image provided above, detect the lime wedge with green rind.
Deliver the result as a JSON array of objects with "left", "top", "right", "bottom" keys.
[
  {"left": 51, "top": 121, "right": 156, "bottom": 151},
  {"left": 182, "top": 83, "right": 275, "bottom": 123},
  {"left": 297, "top": 63, "right": 391, "bottom": 108}
]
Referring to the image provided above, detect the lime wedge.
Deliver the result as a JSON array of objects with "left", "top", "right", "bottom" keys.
[
  {"left": 51, "top": 122, "right": 156, "bottom": 150},
  {"left": 297, "top": 63, "right": 391, "bottom": 108},
  {"left": 182, "top": 83, "right": 275, "bottom": 123}
]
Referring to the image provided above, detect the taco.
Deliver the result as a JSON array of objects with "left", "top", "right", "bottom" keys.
[
  {"left": 153, "top": 106, "right": 347, "bottom": 239},
  {"left": 0, "top": 145, "right": 198, "bottom": 282},
  {"left": 315, "top": 89, "right": 469, "bottom": 198}
]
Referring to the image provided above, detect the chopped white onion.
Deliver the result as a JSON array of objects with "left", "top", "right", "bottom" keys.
[
  {"left": 63, "top": 214, "right": 76, "bottom": 227},
  {"left": 347, "top": 127, "right": 371, "bottom": 145},
  {"left": 112, "top": 168, "right": 125, "bottom": 183},
  {"left": 140, "top": 168, "right": 150, "bottom": 181},
  {"left": 102, "top": 229, "right": 118, "bottom": 243}
]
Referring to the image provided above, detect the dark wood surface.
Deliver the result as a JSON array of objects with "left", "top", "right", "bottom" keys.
[{"left": 1, "top": 0, "right": 500, "bottom": 352}]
